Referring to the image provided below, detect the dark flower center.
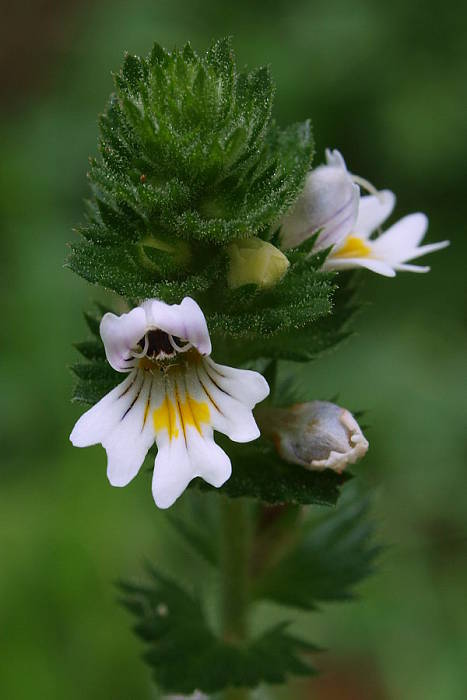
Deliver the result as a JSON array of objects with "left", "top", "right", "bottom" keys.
[{"left": 138, "top": 330, "right": 183, "bottom": 358}]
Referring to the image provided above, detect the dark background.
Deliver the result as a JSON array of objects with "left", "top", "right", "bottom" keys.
[{"left": 1, "top": 1, "right": 466, "bottom": 698}]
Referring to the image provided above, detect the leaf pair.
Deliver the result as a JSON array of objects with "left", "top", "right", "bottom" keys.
[
  {"left": 120, "top": 567, "right": 317, "bottom": 695},
  {"left": 119, "top": 491, "right": 379, "bottom": 695}
]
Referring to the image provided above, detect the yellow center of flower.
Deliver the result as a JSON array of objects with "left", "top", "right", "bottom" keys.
[
  {"left": 333, "top": 235, "right": 371, "bottom": 259},
  {"left": 153, "top": 394, "right": 210, "bottom": 440}
]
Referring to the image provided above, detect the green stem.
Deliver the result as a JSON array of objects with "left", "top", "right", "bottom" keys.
[
  {"left": 220, "top": 497, "right": 251, "bottom": 700},
  {"left": 222, "top": 688, "right": 250, "bottom": 700}
]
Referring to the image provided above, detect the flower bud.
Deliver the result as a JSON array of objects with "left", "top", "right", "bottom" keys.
[
  {"left": 279, "top": 149, "right": 360, "bottom": 252},
  {"left": 227, "top": 237, "right": 290, "bottom": 289},
  {"left": 257, "top": 401, "right": 368, "bottom": 473}
]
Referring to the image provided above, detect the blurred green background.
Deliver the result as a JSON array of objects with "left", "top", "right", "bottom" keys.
[{"left": 1, "top": 1, "right": 466, "bottom": 698}]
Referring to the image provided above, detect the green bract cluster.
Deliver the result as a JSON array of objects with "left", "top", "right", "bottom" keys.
[{"left": 68, "top": 38, "right": 313, "bottom": 301}]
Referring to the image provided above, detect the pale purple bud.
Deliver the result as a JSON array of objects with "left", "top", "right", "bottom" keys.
[
  {"left": 280, "top": 149, "right": 360, "bottom": 252},
  {"left": 258, "top": 401, "right": 368, "bottom": 473}
]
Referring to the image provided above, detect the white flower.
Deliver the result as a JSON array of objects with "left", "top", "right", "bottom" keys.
[
  {"left": 70, "top": 297, "right": 269, "bottom": 508},
  {"left": 323, "top": 189, "right": 450, "bottom": 276},
  {"left": 257, "top": 401, "right": 368, "bottom": 473},
  {"left": 280, "top": 149, "right": 360, "bottom": 251}
]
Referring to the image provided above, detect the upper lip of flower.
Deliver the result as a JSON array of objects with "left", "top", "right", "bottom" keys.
[
  {"left": 279, "top": 148, "right": 360, "bottom": 252},
  {"left": 100, "top": 297, "right": 212, "bottom": 372},
  {"left": 133, "top": 329, "right": 192, "bottom": 362},
  {"left": 70, "top": 297, "right": 270, "bottom": 509}
]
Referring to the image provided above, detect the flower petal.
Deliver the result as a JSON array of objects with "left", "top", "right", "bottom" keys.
[
  {"left": 370, "top": 213, "right": 429, "bottom": 262},
  {"left": 152, "top": 434, "right": 196, "bottom": 509},
  {"left": 354, "top": 190, "right": 396, "bottom": 239},
  {"left": 280, "top": 149, "right": 358, "bottom": 251},
  {"left": 70, "top": 370, "right": 157, "bottom": 488},
  {"left": 142, "top": 297, "right": 211, "bottom": 355},
  {"left": 186, "top": 429, "right": 231, "bottom": 488},
  {"left": 315, "top": 183, "right": 359, "bottom": 252},
  {"left": 70, "top": 370, "right": 141, "bottom": 446},
  {"left": 324, "top": 148, "right": 347, "bottom": 168},
  {"left": 203, "top": 358, "right": 270, "bottom": 408},
  {"left": 100, "top": 308, "right": 147, "bottom": 372},
  {"left": 151, "top": 374, "right": 231, "bottom": 508},
  {"left": 392, "top": 263, "right": 430, "bottom": 273},
  {"left": 323, "top": 255, "right": 396, "bottom": 277},
  {"left": 193, "top": 361, "right": 262, "bottom": 442},
  {"left": 153, "top": 430, "right": 230, "bottom": 509},
  {"left": 396, "top": 239, "right": 450, "bottom": 263},
  {"left": 105, "top": 372, "right": 157, "bottom": 487}
]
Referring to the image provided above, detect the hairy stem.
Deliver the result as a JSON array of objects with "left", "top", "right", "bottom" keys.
[{"left": 220, "top": 497, "right": 251, "bottom": 700}]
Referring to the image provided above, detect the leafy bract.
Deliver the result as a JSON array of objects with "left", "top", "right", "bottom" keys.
[
  {"left": 119, "top": 567, "right": 317, "bottom": 695},
  {"left": 254, "top": 496, "right": 380, "bottom": 610}
]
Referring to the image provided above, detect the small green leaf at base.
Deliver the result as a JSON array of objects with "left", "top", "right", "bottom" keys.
[
  {"left": 253, "top": 494, "right": 380, "bottom": 610},
  {"left": 119, "top": 567, "right": 317, "bottom": 695}
]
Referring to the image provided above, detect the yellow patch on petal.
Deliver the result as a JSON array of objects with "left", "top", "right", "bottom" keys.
[
  {"left": 143, "top": 399, "right": 151, "bottom": 426},
  {"left": 179, "top": 395, "right": 210, "bottom": 434},
  {"left": 153, "top": 396, "right": 179, "bottom": 440},
  {"left": 333, "top": 235, "right": 371, "bottom": 259},
  {"left": 153, "top": 394, "right": 210, "bottom": 440}
]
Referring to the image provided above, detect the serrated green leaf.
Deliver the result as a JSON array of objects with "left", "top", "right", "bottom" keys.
[
  {"left": 119, "top": 567, "right": 317, "bottom": 694},
  {"left": 83, "top": 311, "right": 100, "bottom": 337},
  {"left": 253, "top": 496, "right": 380, "bottom": 610},
  {"left": 70, "top": 358, "right": 120, "bottom": 405},
  {"left": 149, "top": 42, "right": 169, "bottom": 67},
  {"left": 73, "top": 340, "right": 105, "bottom": 361}
]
